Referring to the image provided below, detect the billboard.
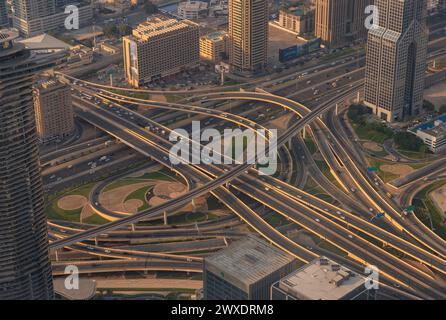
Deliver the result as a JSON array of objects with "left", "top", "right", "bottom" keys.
[
  {"left": 307, "top": 38, "right": 322, "bottom": 53},
  {"left": 278, "top": 38, "right": 321, "bottom": 63},
  {"left": 279, "top": 46, "right": 299, "bottom": 63}
]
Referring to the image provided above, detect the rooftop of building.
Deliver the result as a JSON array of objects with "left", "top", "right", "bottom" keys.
[
  {"left": 35, "top": 76, "right": 65, "bottom": 90},
  {"left": 129, "top": 16, "right": 198, "bottom": 41},
  {"left": 274, "top": 256, "right": 365, "bottom": 300},
  {"left": 410, "top": 114, "right": 446, "bottom": 137},
  {"left": 201, "top": 30, "right": 227, "bottom": 41},
  {"left": 178, "top": 0, "right": 208, "bottom": 10},
  {"left": 205, "top": 235, "right": 296, "bottom": 285},
  {"left": 422, "top": 122, "right": 446, "bottom": 138},
  {"left": 280, "top": 2, "right": 314, "bottom": 16},
  {"left": 19, "top": 33, "right": 71, "bottom": 51},
  {"left": 0, "top": 28, "right": 19, "bottom": 44}
]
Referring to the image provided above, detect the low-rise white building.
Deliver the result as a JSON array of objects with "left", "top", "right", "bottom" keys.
[
  {"left": 177, "top": 1, "right": 208, "bottom": 20},
  {"left": 410, "top": 115, "right": 446, "bottom": 153}
]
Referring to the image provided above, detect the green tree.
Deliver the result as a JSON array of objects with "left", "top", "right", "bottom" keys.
[
  {"left": 117, "top": 23, "right": 132, "bottom": 36},
  {"left": 394, "top": 132, "right": 425, "bottom": 152},
  {"left": 439, "top": 105, "right": 446, "bottom": 114},
  {"left": 347, "top": 104, "right": 370, "bottom": 125},
  {"left": 103, "top": 24, "right": 118, "bottom": 38},
  {"left": 144, "top": 0, "right": 158, "bottom": 14},
  {"left": 423, "top": 100, "right": 435, "bottom": 112}
]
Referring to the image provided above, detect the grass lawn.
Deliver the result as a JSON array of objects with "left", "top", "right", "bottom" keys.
[
  {"left": 45, "top": 182, "right": 97, "bottom": 222},
  {"left": 264, "top": 213, "right": 286, "bottom": 227},
  {"left": 367, "top": 158, "right": 400, "bottom": 183},
  {"left": 169, "top": 212, "right": 208, "bottom": 225},
  {"left": 315, "top": 159, "right": 345, "bottom": 191},
  {"left": 304, "top": 177, "right": 335, "bottom": 203},
  {"left": 83, "top": 214, "right": 109, "bottom": 225},
  {"left": 124, "top": 185, "right": 152, "bottom": 212},
  {"left": 351, "top": 123, "right": 393, "bottom": 144},
  {"left": 165, "top": 94, "right": 187, "bottom": 103},
  {"left": 304, "top": 137, "right": 317, "bottom": 155},
  {"left": 103, "top": 178, "right": 151, "bottom": 192},
  {"left": 104, "top": 169, "right": 175, "bottom": 192},
  {"left": 397, "top": 149, "right": 433, "bottom": 161},
  {"left": 413, "top": 181, "right": 446, "bottom": 240},
  {"left": 317, "top": 239, "right": 347, "bottom": 256},
  {"left": 207, "top": 195, "right": 223, "bottom": 210}
]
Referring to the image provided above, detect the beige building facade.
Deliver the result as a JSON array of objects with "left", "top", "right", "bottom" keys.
[
  {"left": 228, "top": 0, "right": 268, "bottom": 72},
  {"left": 33, "top": 78, "right": 74, "bottom": 142},
  {"left": 200, "top": 31, "right": 228, "bottom": 63},
  {"left": 278, "top": 6, "right": 315, "bottom": 35},
  {"left": 123, "top": 17, "right": 200, "bottom": 87}
]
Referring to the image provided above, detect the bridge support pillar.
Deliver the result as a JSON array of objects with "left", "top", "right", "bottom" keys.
[
  {"left": 131, "top": 224, "right": 136, "bottom": 232},
  {"left": 335, "top": 103, "right": 339, "bottom": 116},
  {"left": 54, "top": 250, "right": 59, "bottom": 262},
  {"left": 94, "top": 237, "right": 98, "bottom": 246},
  {"left": 164, "top": 211, "right": 168, "bottom": 225},
  {"left": 191, "top": 198, "right": 197, "bottom": 213},
  {"left": 302, "top": 126, "right": 307, "bottom": 139},
  {"left": 356, "top": 91, "right": 361, "bottom": 103}
]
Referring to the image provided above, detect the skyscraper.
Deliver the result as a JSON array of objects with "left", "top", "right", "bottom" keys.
[
  {"left": 12, "top": 0, "right": 93, "bottom": 37},
  {"left": 228, "top": 0, "right": 268, "bottom": 72},
  {"left": 0, "top": 29, "right": 55, "bottom": 299},
  {"left": 315, "top": 0, "right": 371, "bottom": 47},
  {"left": 0, "top": 0, "right": 8, "bottom": 27},
  {"left": 364, "top": 0, "right": 428, "bottom": 122}
]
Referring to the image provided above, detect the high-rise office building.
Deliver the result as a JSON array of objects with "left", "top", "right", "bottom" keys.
[
  {"left": 12, "top": 0, "right": 93, "bottom": 37},
  {"left": 315, "top": 0, "right": 370, "bottom": 47},
  {"left": 203, "top": 235, "right": 298, "bottom": 300},
  {"left": 364, "top": 0, "right": 428, "bottom": 122},
  {"left": 0, "top": 0, "right": 8, "bottom": 27},
  {"left": 123, "top": 16, "right": 200, "bottom": 87},
  {"left": 228, "top": 0, "right": 268, "bottom": 72},
  {"left": 0, "top": 29, "right": 55, "bottom": 299},
  {"left": 33, "top": 78, "right": 74, "bottom": 143}
]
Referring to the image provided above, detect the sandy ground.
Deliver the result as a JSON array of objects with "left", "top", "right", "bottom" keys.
[
  {"left": 57, "top": 195, "right": 97, "bottom": 223},
  {"left": 95, "top": 278, "right": 202, "bottom": 290},
  {"left": 58, "top": 195, "right": 88, "bottom": 211},
  {"left": 268, "top": 113, "right": 294, "bottom": 135},
  {"left": 363, "top": 141, "right": 383, "bottom": 152},
  {"left": 80, "top": 203, "right": 95, "bottom": 222},
  {"left": 123, "top": 199, "right": 144, "bottom": 214},
  {"left": 151, "top": 94, "right": 167, "bottom": 102},
  {"left": 380, "top": 164, "right": 414, "bottom": 175},
  {"left": 149, "top": 181, "right": 206, "bottom": 212},
  {"left": 430, "top": 184, "right": 446, "bottom": 217},
  {"left": 153, "top": 182, "right": 187, "bottom": 198},
  {"left": 424, "top": 81, "right": 446, "bottom": 109},
  {"left": 100, "top": 182, "right": 152, "bottom": 214}
]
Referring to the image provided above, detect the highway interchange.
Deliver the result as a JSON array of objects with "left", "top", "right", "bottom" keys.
[{"left": 43, "top": 23, "right": 446, "bottom": 299}]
